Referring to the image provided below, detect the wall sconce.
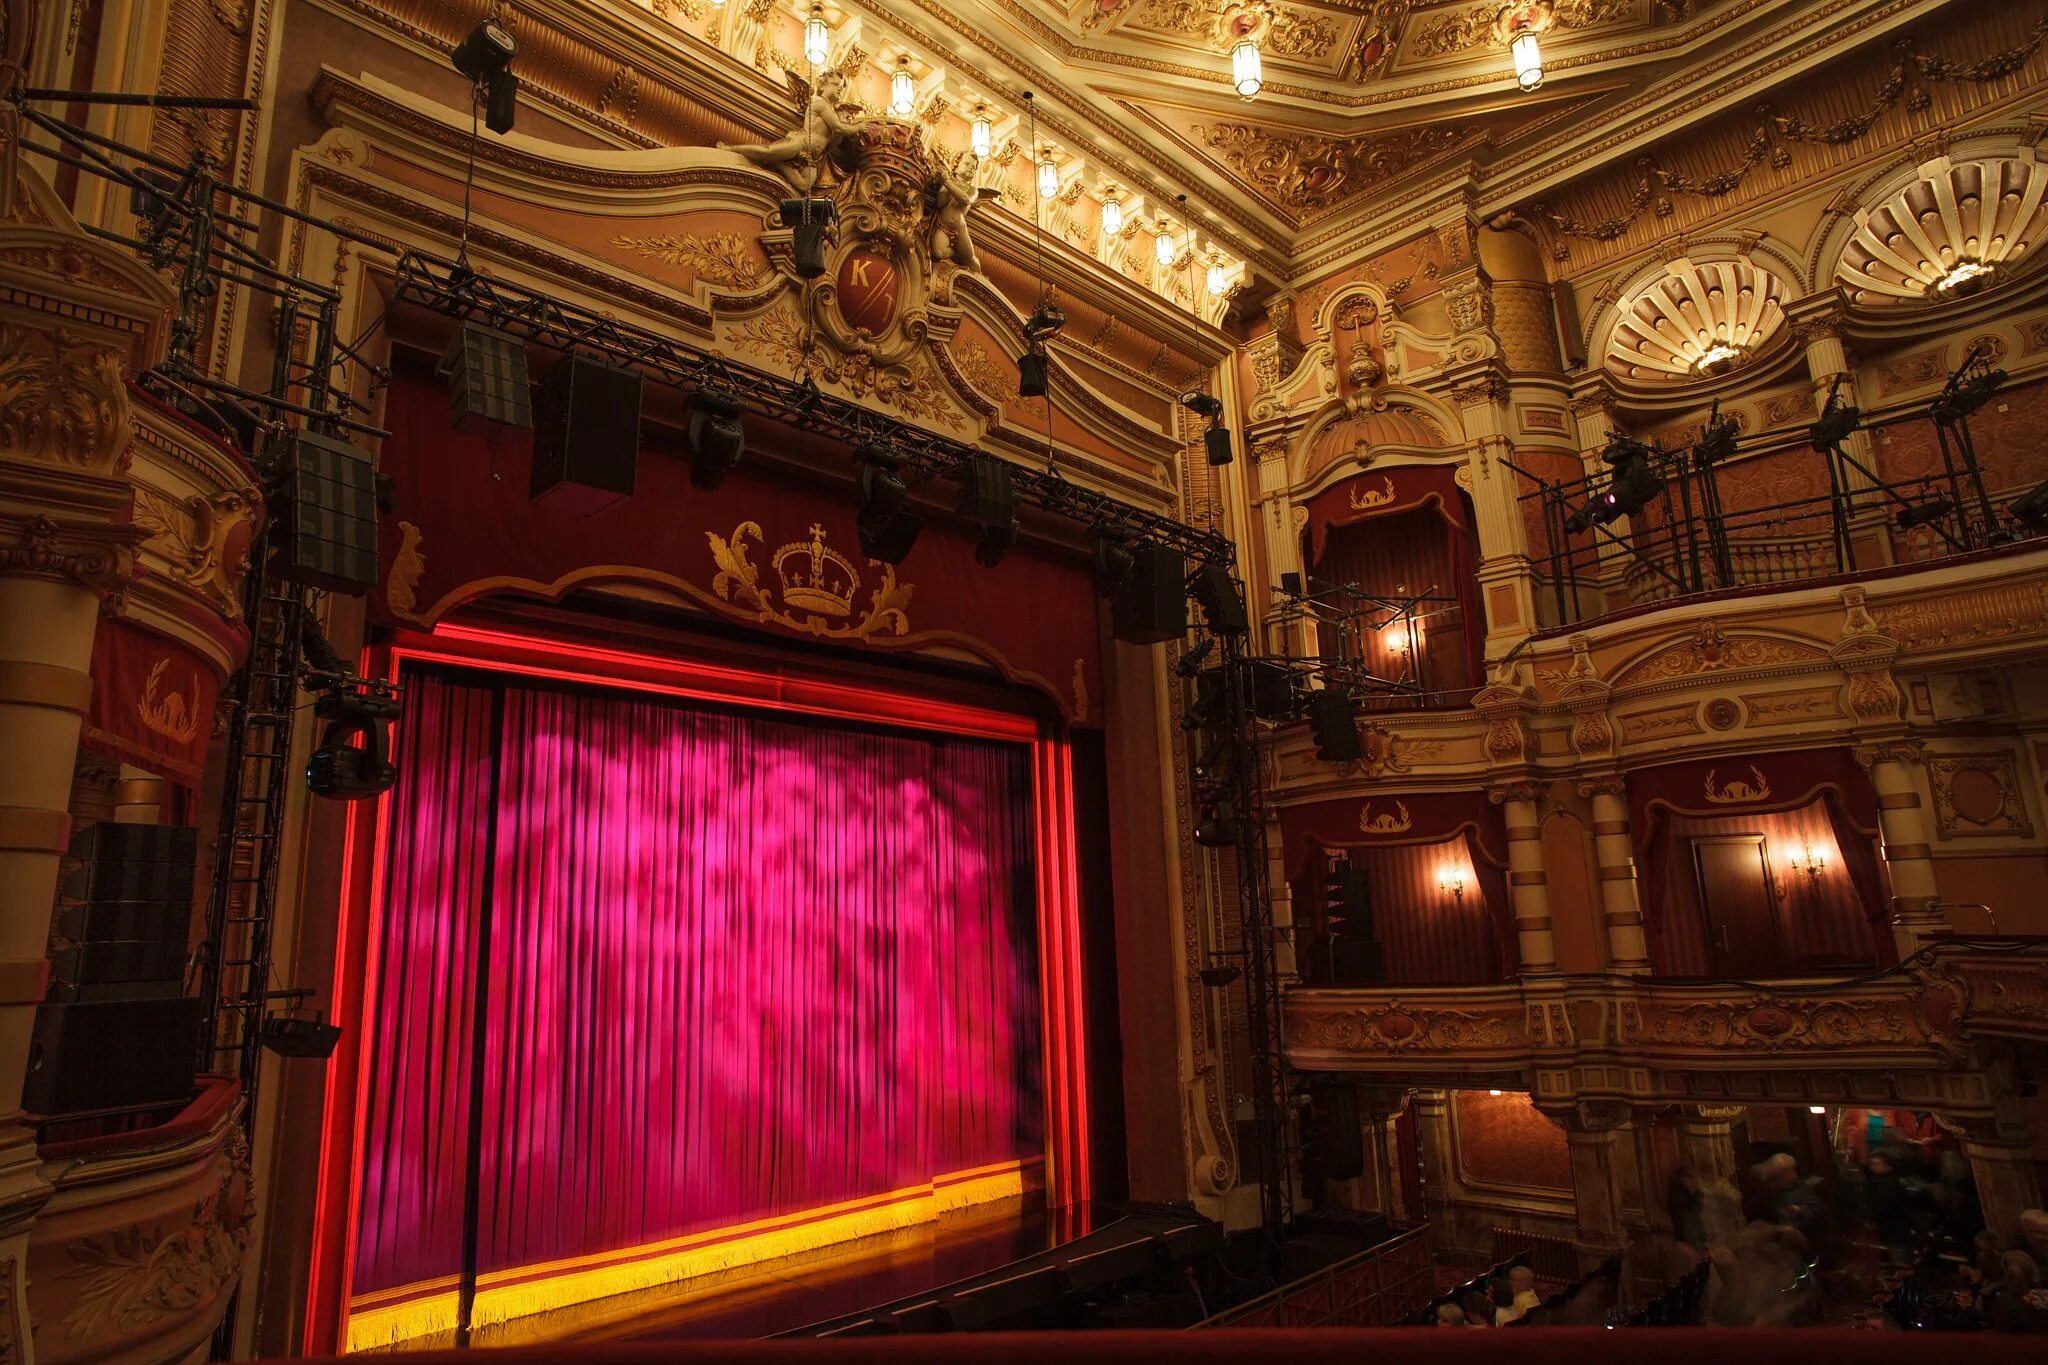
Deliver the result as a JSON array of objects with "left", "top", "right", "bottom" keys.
[
  {"left": 1789, "top": 842, "right": 1826, "bottom": 883},
  {"left": 1438, "top": 870, "right": 1466, "bottom": 904}
]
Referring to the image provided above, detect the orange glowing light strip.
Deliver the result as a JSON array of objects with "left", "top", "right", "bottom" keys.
[{"left": 306, "top": 623, "right": 1087, "bottom": 1353}]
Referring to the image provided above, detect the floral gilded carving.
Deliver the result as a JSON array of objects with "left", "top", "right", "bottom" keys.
[
  {"left": 129, "top": 484, "right": 261, "bottom": 622},
  {"left": 1191, "top": 123, "right": 1470, "bottom": 214},
  {"left": 1615, "top": 621, "right": 1823, "bottom": 688},
  {"left": 0, "top": 323, "right": 132, "bottom": 472},
  {"left": 608, "top": 231, "right": 770, "bottom": 288},
  {"left": 1291, "top": 999, "right": 1519, "bottom": 1053},
  {"left": 1870, "top": 582, "right": 2048, "bottom": 650},
  {"left": 706, "top": 520, "right": 914, "bottom": 641},
  {"left": 1647, "top": 997, "right": 1911, "bottom": 1051}
]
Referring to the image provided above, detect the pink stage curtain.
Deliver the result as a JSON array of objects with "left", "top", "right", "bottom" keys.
[
  {"left": 352, "top": 672, "right": 498, "bottom": 1296},
  {"left": 352, "top": 667, "right": 1043, "bottom": 1298}
]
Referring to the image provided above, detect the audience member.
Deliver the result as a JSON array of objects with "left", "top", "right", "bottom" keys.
[{"left": 1496, "top": 1265, "right": 1541, "bottom": 1324}]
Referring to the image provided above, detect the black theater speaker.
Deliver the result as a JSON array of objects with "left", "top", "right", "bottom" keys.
[
  {"left": 1306, "top": 688, "right": 1361, "bottom": 762},
  {"left": 442, "top": 322, "right": 532, "bottom": 433},
  {"left": 1111, "top": 542, "right": 1187, "bottom": 645},
  {"left": 275, "top": 429, "right": 380, "bottom": 593},
  {"left": 1315, "top": 1084, "right": 1366, "bottom": 1182},
  {"left": 531, "top": 354, "right": 642, "bottom": 515},
  {"left": 1249, "top": 659, "right": 1295, "bottom": 719},
  {"left": 22, "top": 997, "right": 203, "bottom": 1115},
  {"left": 1190, "top": 562, "right": 1248, "bottom": 636},
  {"left": 50, "top": 823, "right": 197, "bottom": 1004}
]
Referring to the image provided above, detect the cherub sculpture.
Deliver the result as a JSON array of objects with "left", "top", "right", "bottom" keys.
[
  {"left": 721, "top": 69, "right": 864, "bottom": 193},
  {"left": 928, "top": 148, "right": 997, "bottom": 272}
]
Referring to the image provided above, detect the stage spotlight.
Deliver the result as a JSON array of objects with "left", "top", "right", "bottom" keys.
[
  {"left": 451, "top": 20, "right": 519, "bottom": 134},
  {"left": 1193, "top": 802, "right": 1240, "bottom": 847},
  {"left": 975, "top": 514, "right": 1019, "bottom": 569},
  {"left": 305, "top": 686, "right": 401, "bottom": 801},
  {"left": 261, "top": 1012, "right": 343, "bottom": 1060},
  {"left": 1023, "top": 304, "right": 1066, "bottom": 343},
  {"left": 685, "top": 389, "right": 746, "bottom": 490},
  {"left": 1198, "top": 964, "right": 1241, "bottom": 989},
  {"left": 858, "top": 507, "right": 924, "bottom": 565},
  {"left": 1175, "top": 635, "right": 1215, "bottom": 677},
  {"left": 1091, "top": 526, "right": 1134, "bottom": 593},
  {"left": 779, "top": 198, "right": 837, "bottom": 279},
  {"left": 1190, "top": 562, "right": 1249, "bottom": 635},
  {"left": 1894, "top": 498, "right": 1954, "bottom": 530},
  {"left": 1179, "top": 390, "right": 1224, "bottom": 419},
  {"left": 2011, "top": 478, "right": 2048, "bottom": 530},
  {"left": 1564, "top": 500, "right": 1601, "bottom": 536},
  {"left": 857, "top": 445, "right": 909, "bottom": 518},
  {"left": 451, "top": 18, "right": 516, "bottom": 81}
]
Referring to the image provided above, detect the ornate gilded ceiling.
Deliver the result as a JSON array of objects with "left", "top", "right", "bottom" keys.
[{"left": 704, "top": 0, "right": 1953, "bottom": 265}]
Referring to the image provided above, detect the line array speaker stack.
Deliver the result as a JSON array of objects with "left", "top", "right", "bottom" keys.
[
  {"left": 531, "top": 354, "right": 643, "bottom": 515},
  {"left": 1111, "top": 542, "right": 1187, "bottom": 645},
  {"left": 275, "top": 429, "right": 380, "bottom": 593},
  {"left": 442, "top": 322, "right": 533, "bottom": 433},
  {"left": 27, "top": 823, "right": 204, "bottom": 1116}
]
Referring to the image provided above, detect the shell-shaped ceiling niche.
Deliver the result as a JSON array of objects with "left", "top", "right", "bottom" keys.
[
  {"left": 1604, "top": 257, "right": 1790, "bottom": 383},
  {"left": 1837, "top": 154, "right": 2048, "bottom": 304}
]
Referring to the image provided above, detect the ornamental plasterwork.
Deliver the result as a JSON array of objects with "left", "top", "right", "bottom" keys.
[
  {"left": 1927, "top": 752, "right": 2035, "bottom": 840},
  {"left": 1190, "top": 122, "right": 1472, "bottom": 214},
  {"left": 1407, "top": 0, "right": 1630, "bottom": 61},
  {"left": 0, "top": 323, "right": 133, "bottom": 473},
  {"left": 706, "top": 520, "right": 914, "bottom": 641},
  {"left": 1869, "top": 580, "right": 2048, "bottom": 651},
  {"left": 1610, "top": 620, "right": 1825, "bottom": 689},
  {"left": 608, "top": 231, "right": 770, "bottom": 288},
  {"left": 1838, "top": 152, "right": 2048, "bottom": 305},
  {"left": 1603, "top": 256, "right": 1790, "bottom": 382}
]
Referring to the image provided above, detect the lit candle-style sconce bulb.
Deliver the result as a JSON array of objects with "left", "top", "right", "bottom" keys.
[
  {"left": 1790, "top": 842, "right": 1826, "bottom": 881},
  {"left": 1101, "top": 195, "right": 1123, "bottom": 237},
  {"left": 970, "top": 103, "right": 992, "bottom": 158},
  {"left": 1511, "top": 30, "right": 1543, "bottom": 90},
  {"left": 889, "top": 56, "right": 915, "bottom": 117},
  {"left": 1036, "top": 148, "right": 1059, "bottom": 200},
  {"left": 1489, "top": 1089, "right": 1504, "bottom": 1097},
  {"left": 1438, "top": 870, "right": 1465, "bottom": 903},
  {"left": 803, "top": 3, "right": 830, "bottom": 66},
  {"left": 1155, "top": 223, "right": 1177, "bottom": 268}
]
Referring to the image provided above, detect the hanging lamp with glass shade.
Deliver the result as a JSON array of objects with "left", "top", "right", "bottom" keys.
[
  {"left": 1511, "top": 30, "right": 1543, "bottom": 90},
  {"left": 1231, "top": 38, "right": 1262, "bottom": 98},
  {"left": 1100, "top": 196, "right": 1123, "bottom": 237},
  {"left": 803, "top": 4, "right": 830, "bottom": 66},
  {"left": 1206, "top": 260, "right": 1228, "bottom": 296},
  {"left": 1037, "top": 149, "right": 1059, "bottom": 200},
  {"left": 1155, "top": 224, "right": 1177, "bottom": 268},
  {"left": 970, "top": 103, "right": 992, "bottom": 158},
  {"left": 890, "top": 57, "right": 915, "bottom": 116}
]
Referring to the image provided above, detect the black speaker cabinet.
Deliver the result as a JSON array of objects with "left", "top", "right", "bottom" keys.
[
  {"left": 531, "top": 355, "right": 642, "bottom": 515},
  {"left": 23, "top": 996, "right": 203, "bottom": 1116},
  {"left": 1111, "top": 542, "right": 1187, "bottom": 646},
  {"left": 1306, "top": 688, "right": 1362, "bottom": 762},
  {"left": 1317, "top": 1084, "right": 1366, "bottom": 1181},
  {"left": 442, "top": 321, "right": 533, "bottom": 433},
  {"left": 275, "top": 429, "right": 380, "bottom": 593}
]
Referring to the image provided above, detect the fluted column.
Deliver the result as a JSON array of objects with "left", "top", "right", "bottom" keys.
[
  {"left": 1677, "top": 1106, "right": 1742, "bottom": 1186},
  {"left": 1576, "top": 776, "right": 1650, "bottom": 972},
  {"left": 1560, "top": 1100, "right": 1633, "bottom": 1278},
  {"left": 1854, "top": 740, "right": 1945, "bottom": 950},
  {"left": 1491, "top": 780, "right": 1558, "bottom": 976},
  {"left": 1961, "top": 1133, "right": 2044, "bottom": 1246}
]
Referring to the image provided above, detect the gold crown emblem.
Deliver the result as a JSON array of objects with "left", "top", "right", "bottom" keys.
[{"left": 771, "top": 523, "right": 859, "bottom": 618}]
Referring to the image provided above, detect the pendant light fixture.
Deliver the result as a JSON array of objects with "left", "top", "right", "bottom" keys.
[
  {"left": 1155, "top": 221, "right": 1177, "bottom": 268},
  {"left": 970, "top": 103, "right": 992, "bottom": 158},
  {"left": 1231, "top": 37, "right": 1262, "bottom": 98},
  {"left": 1037, "top": 147, "right": 1059, "bottom": 200},
  {"left": 890, "top": 56, "right": 915, "bottom": 116},
  {"left": 1101, "top": 195, "right": 1123, "bottom": 237},
  {"left": 803, "top": 3, "right": 829, "bottom": 66},
  {"left": 1496, "top": 2, "right": 1556, "bottom": 93},
  {"left": 1511, "top": 31, "right": 1543, "bottom": 90},
  {"left": 1206, "top": 258, "right": 1228, "bottom": 297}
]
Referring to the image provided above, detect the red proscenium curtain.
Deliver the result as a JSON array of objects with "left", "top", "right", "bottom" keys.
[{"left": 351, "top": 667, "right": 1044, "bottom": 1300}]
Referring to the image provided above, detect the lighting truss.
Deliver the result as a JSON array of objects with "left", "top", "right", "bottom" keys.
[{"left": 388, "top": 251, "right": 1234, "bottom": 567}]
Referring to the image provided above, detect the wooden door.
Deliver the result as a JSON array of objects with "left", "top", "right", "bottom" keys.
[{"left": 1690, "top": 834, "right": 1788, "bottom": 976}]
